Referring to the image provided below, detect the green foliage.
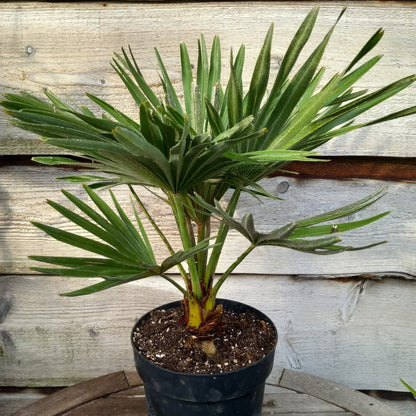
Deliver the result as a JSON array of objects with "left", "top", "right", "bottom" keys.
[
  {"left": 400, "top": 379, "right": 416, "bottom": 397},
  {"left": 1, "top": 8, "right": 415, "bottom": 326}
]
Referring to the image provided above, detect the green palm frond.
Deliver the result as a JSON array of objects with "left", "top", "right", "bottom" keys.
[
  {"left": 29, "top": 186, "right": 213, "bottom": 296},
  {"left": 190, "top": 188, "right": 388, "bottom": 253}
]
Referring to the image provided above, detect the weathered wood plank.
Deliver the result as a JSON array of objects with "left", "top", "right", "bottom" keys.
[
  {"left": 10, "top": 371, "right": 135, "bottom": 416},
  {"left": 61, "top": 397, "right": 147, "bottom": 416},
  {"left": 0, "top": 164, "right": 415, "bottom": 276},
  {"left": 365, "top": 391, "right": 416, "bottom": 416},
  {"left": 0, "top": 389, "right": 51, "bottom": 416},
  {"left": 279, "top": 369, "right": 405, "bottom": 416},
  {"left": 1, "top": 274, "right": 415, "bottom": 390},
  {"left": 263, "top": 391, "right": 348, "bottom": 414},
  {"left": 0, "top": 2, "right": 415, "bottom": 156}
]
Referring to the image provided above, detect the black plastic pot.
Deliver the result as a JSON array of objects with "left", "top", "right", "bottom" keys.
[{"left": 131, "top": 299, "right": 277, "bottom": 416}]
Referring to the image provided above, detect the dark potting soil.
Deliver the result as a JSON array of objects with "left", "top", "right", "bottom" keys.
[{"left": 132, "top": 305, "right": 277, "bottom": 374}]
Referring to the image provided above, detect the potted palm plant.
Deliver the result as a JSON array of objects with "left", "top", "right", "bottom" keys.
[{"left": 2, "top": 7, "right": 415, "bottom": 416}]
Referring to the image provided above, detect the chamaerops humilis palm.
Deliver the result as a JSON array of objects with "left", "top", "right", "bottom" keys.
[{"left": 2, "top": 8, "right": 415, "bottom": 329}]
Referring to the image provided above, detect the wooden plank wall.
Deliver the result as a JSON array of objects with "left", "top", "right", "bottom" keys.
[{"left": 1, "top": 0, "right": 415, "bottom": 396}]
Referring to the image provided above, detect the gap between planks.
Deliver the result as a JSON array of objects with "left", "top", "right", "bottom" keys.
[{"left": 2, "top": 155, "right": 416, "bottom": 182}]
